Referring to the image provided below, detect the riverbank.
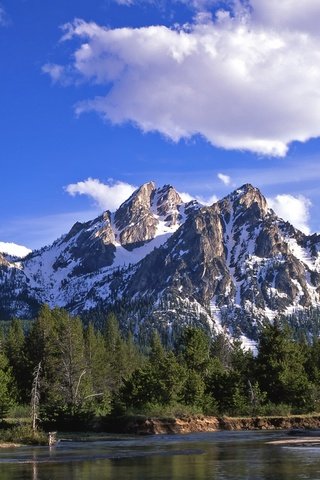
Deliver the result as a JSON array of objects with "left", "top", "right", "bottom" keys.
[
  {"left": 0, "top": 443, "right": 22, "bottom": 448},
  {"left": 104, "top": 414, "right": 320, "bottom": 435}
]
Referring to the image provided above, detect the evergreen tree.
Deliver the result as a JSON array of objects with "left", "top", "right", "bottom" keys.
[
  {"left": 104, "top": 313, "right": 126, "bottom": 392},
  {"left": 178, "top": 327, "right": 211, "bottom": 373},
  {"left": 255, "top": 323, "right": 315, "bottom": 411},
  {"left": 120, "top": 332, "right": 184, "bottom": 409},
  {"left": 85, "top": 323, "right": 111, "bottom": 414},
  {"left": 51, "top": 310, "right": 90, "bottom": 413},
  {"left": 5, "top": 319, "right": 28, "bottom": 402},
  {"left": 0, "top": 350, "right": 15, "bottom": 420}
]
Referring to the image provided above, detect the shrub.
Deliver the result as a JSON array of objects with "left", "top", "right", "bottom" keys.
[{"left": 0, "top": 425, "right": 47, "bottom": 445}]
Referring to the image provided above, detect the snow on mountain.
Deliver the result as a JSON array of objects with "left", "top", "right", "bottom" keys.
[{"left": 1, "top": 182, "right": 320, "bottom": 345}]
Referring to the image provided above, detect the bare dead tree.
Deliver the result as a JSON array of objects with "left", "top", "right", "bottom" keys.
[{"left": 31, "top": 362, "right": 41, "bottom": 431}]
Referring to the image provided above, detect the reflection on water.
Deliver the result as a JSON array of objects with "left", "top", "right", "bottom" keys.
[{"left": 1, "top": 431, "right": 320, "bottom": 480}]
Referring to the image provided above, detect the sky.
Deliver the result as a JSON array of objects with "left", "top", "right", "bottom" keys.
[{"left": 1, "top": 0, "right": 320, "bottom": 250}]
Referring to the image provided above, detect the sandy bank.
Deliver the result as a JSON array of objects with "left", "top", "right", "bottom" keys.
[
  {"left": 106, "top": 415, "right": 320, "bottom": 435},
  {"left": 268, "top": 437, "right": 320, "bottom": 445},
  {"left": 0, "top": 443, "right": 22, "bottom": 448}
]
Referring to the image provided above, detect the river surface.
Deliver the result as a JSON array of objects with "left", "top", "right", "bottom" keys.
[{"left": 1, "top": 431, "right": 320, "bottom": 480}]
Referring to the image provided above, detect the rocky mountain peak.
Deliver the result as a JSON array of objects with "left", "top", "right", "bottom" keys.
[
  {"left": 113, "top": 181, "right": 158, "bottom": 250},
  {"left": 114, "top": 181, "right": 156, "bottom": 231},
  {"left": 154, "top": 184, "right": 183, "bottom": 226},
  {"left": 235, "top": 184, "right": 268, "bottom": 215},
  {"left": 217, "top": 184, "right": 269, "bottom": 227}
]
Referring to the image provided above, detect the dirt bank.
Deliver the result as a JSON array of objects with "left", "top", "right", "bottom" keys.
[
  {"left": 105, "top": 415, "right": 320, "bottom": 435},
  {"left": 0, "top": 443, "right": 22, "bottom": 448}
]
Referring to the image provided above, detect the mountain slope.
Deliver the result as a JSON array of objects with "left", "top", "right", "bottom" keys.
[{"left": 1, "top": 182, "right": 320, "bottom": 342}]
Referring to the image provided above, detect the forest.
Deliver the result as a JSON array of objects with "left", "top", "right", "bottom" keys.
[{"left": 1, "top": 305, "right": 320, "bottom": 432}]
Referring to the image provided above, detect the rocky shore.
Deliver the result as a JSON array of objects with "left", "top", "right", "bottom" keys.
[{"left": 105, "top": 415, "right": 320, "bottom": 435}]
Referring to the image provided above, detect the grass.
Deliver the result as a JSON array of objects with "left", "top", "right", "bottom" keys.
[{"left": 0, "top": 425, "right": 48, "bottom": 446}]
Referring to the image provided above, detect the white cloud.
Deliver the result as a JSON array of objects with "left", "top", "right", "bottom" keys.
[
  {"left": 218, "top": 173, "right": 231, "bottom": 186},
  {"left": 0, "top": 242, "right": 32, "bottom": 258},
  {"left": 197, "top": 193, "right": 218, "bottom": 205},
  {"left": 112, "top": 0, "right": 217, "bottom": 9},
  {"left": 115, "top": 0, "right": 135, "bottom": 4},
  {"left": 44, "top": 6, "right": 320, "bottom": 157},
  {"left": 42, "top": 63, "right": 66, "bottom": 83},
  {"left": 268, "top": 194, "right": 312, "bottom": 234},
  {"left": 65, "top": 178, "right": 137, "bottom": 211},
  {"left": 250, "top": 0, "right": 320, "bottom": 36},
  {"left": 179, "top": 190, "right": 218, "bottom": 205},
  {"left": 179, "top": 191, "right": 195, "bottom": 203}
]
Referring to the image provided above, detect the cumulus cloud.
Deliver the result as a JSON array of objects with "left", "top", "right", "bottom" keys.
[
  {"left": 42, "top": 64, "right": 67, "bottom": 84},
  {"left": 44, "top": 1, "right": 320, "bottom": 156},
  {"left": 218, "top": 173, "right": 231, "bottom": 186},
  {"left": 268, "top": 194, "right": 312, "bottom": 234},
  {"left": 250, "top": 0, "right": 320, "bottom": 35},
  {"left": 0, "top": 242, "right": 32, "bottom": 258},
  {"left": 65, "top": 178, "right": 137, "bottom": 211},
  {"left": 179, "top": 190, "right": 218, "bottom": 205},
  {"left": 179, "top": 191, "right": 195, "bottom": 203},
  {"left": 198, "top": 193, "right": 219, "bottom": 205}
]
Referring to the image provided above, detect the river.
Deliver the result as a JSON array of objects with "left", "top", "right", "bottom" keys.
[{"left": 0, "top": 431, "right": 319, "bottom": 479}]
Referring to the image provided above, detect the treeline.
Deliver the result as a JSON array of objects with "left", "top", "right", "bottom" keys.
[{"left": 1, "top": 306, "right": 320, "bottom": 427}]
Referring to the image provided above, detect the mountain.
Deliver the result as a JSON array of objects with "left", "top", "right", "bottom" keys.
[{"left": 1, "top": 182, "right": 320, "bottom": 343}]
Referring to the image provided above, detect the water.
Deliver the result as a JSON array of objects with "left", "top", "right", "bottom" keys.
[{"left": 1, "top": 431, "right": 320, "bottom": 480}]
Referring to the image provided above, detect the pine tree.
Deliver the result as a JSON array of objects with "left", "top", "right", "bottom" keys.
[
  {"left": 256, "top": 323, "right": 315, "bottom": 411},
  {"left": 178, "top": 327, "right": 211, "bottom": 373},
  {"left": 52, "top": 310, "right": 90, "bottom": 412},
  {"left": 0, "top": 350, "right": 15, "bottom": 421},
  {"left": 85, "top": 323, "right": 111, "bottom": 414},
  {"left": 5, "top": 318, "right": 28, "bottom": 402}
]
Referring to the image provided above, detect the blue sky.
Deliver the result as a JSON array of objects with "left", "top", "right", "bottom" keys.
[{"left": 1, "top": 0, "right": 320, "bottom": 249}]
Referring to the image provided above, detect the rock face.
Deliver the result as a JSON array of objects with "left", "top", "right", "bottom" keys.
[{"left": 1, "top": 182, "right": 320, "bottom": 342}]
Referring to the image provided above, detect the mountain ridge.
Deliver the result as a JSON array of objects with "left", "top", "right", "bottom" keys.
[{"left": 1, "top": 182, "right": 320, "bottom": 344}]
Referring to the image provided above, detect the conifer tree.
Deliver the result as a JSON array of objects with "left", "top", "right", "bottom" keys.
[
  {"left": 5, "top": 318, "right": 27, "bottom": 402},
  {"left": 256, "top": 322, "right": 315, "bottom": 410},
  {"left": 0, "top": 350, "right": 15, "bottom": 421},
  {"left": 85, "top": 323, "right": 111, "bottom": 414}
]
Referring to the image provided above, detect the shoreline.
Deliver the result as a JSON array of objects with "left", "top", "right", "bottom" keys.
[
  {"left": 3, "top": 414, "right": 320, "bottom": 445},
  {"left": 103, "top": 414, "right": 320, "bottom": 435},
  {"left": 0, "top": 443, "right": 22, "bottom": 448}
]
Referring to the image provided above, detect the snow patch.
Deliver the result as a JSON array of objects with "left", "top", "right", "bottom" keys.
[{"left": 287, "top": 238, "right": 320, "bottom": 271}]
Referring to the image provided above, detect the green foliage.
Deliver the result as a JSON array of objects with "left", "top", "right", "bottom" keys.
[
  {"left": 120, "top": 334, "right": 185, "bottom": 410},
  {"left": 0, "top": 352, "right": 15, "bottom": 420},
  {"left": 127, "top": 402, "right": 205, "bottom": 418},
  {"left": 256, "top": 402, "right": 292, "bottom": 417},
  {"left": 0, "top": 425, "right": 47, "bottom": 445},
  {"left": 5, "top": 319, "right": 28, "bottom": 402},
  {"left": 256, "top": 322, "right": 315, "bottom": 411},
  {"left": 7, "top": 404, "right": 30, "bottom": 420},
  {"left": 178, "top": 327, "right": 211, "bottom": 372},
  {"left": 2, "top": 306, "right": 320, "bottom": 425}
]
